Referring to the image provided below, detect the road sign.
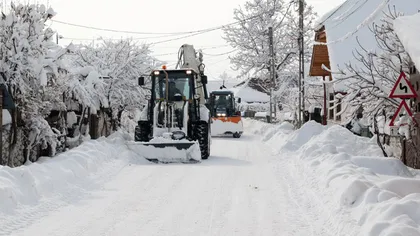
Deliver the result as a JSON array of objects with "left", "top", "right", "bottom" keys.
[
  {"left": 389, "top": 100, "right": 417, "bottom": 126},
  {"left": 389, "top": 71, "right": 417, "bottom": 99}
]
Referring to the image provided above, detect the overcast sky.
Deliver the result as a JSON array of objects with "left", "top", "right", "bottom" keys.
[{"left": 3, "top": 0, "right": 344, "bottom": 79}]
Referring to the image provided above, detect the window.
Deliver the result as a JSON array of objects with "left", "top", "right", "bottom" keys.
[
  {"left": 211, "top": 94, "right": 235, "bottom": 116},
  {"left": 154, "top": 77, "right": 191, "bottom": 100}
]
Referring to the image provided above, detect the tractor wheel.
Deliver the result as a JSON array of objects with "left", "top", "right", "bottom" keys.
[
  {"left": 196, "top": 121, "right": 210, "bottom": 160},
  {"left": 134, "top": 122, "right": 151, "bottom": 142},
  {"left": 233, "top": 132, "right": 241, "bottom": 138}
]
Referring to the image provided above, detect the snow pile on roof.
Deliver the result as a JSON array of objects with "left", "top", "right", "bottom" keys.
[
  {"left": 394, "top": 12, "right": 420, "bottom": 69},
  {"left": 206, "top": 79, "right": 238, "bottom": 93},
  {"left": 0, "top": 131, "right": 150, "bottom": 215},
  {"left": 258, "top": 120, "right": 420, "bottom": 235},
  {"left": 315, "top": 0, "right": 420, "bottom": 91},
  {"left": 231, "top": 85, "right": 270, "bottom": 103}
]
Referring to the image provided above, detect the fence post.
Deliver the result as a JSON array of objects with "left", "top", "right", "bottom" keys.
[{"left": 402, "top": 137, "right": 407, "bottom": 165}]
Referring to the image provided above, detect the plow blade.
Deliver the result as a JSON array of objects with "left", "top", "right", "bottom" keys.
[{"left": 126, "top": 140, "right": 201, "bottom": 164}]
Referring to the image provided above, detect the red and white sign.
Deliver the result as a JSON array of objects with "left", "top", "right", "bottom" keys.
[
  {"left": 389, "top": 71, "right": 417, "bottom": 99},
  {"left": 389, "top": 71, "right": 417, "bottom": 127},
  {"left": 389, "top": 100, "right": 416, "bottom": 126}
]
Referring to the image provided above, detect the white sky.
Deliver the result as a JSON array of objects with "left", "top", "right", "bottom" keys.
[{"left": 3, "top": 0, "right": 344, "bottom": 79}]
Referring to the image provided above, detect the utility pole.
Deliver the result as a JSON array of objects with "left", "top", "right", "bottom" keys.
[
  {"left": 268, "top": 26, "right": 275, "bottom": 123},
  {"left": 56, "top": 33, "right": 63, "bottom": 45},
  {"left": 298, "top": 0, "right": 305, "bottom": 128}
]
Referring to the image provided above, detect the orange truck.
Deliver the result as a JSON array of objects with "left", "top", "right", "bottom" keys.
[{"left": 208, "top": 90, "right": 243, "bottom": 138}]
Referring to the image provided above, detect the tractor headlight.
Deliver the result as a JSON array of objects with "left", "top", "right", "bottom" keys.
[
  {"left": 217, "top": 113, "right": 226, "bottom": 117},
  {"left": 153, "top": 71, "right": 160, "bottom": 75},
  {"left": 186, "top": 70, "right": 192, "bottom": 75},
  {"left": 172, "top": 131, "right": 186, "bottom": 140}
]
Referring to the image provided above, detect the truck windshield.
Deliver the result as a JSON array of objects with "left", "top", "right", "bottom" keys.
[
  {"left": 154, "top": 76, "right": 191, "bottom": 100},
  {"left": 212, "top": 94, "right": 234, "bottom": 111}
]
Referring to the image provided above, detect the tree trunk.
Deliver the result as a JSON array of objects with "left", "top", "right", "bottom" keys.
[{"left": 373, "top": 114, "right": 388, "bottom": 157}]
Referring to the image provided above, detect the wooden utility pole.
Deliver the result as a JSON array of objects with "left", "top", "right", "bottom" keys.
[
  {"left": 298, "top": 0, "right": 305, "bottom": 128},
  {"left": 268, "top": 26, "right": 275, "bottom": 123}
]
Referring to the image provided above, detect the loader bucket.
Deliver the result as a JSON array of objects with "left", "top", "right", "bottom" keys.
[{"left": 126, "top": 140, "right": 201, "bottom": 164}]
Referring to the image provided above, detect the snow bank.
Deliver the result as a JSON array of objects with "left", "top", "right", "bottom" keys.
[
  {"left": 244, "top": 118, "right": 294, "bottom": 145},
  {"left": 0, "top": 131, "right": 149, "bottom": 214},
  {"left": 260, "top": 120, "right": 420, "bottom": 235}
]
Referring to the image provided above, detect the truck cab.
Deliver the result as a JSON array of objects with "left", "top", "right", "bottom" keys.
[{"left": 209, "top": 90, "right": 243, "bottom": 138}]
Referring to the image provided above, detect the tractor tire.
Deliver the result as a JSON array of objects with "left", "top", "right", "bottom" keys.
[
  {"left": 196, "top": 121, "right": 210, "bottom": 160},
  {"left": 233, "top": 132, "right": 241, "bottom": 138},
  {"left": 134, "top": 122, "right": 151, "bottom": 142}
]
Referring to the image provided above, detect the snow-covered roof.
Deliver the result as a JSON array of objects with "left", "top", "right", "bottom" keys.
[
  {"left": 393, "top": 12, "right": 420, "bottom": 69},
  {"left": 230, "top": 85, "right": 269, "bottom": 103},
  {"left": 315, "top": 0, "right": 420, "bottom": 91},
  {"left": 206, "top": 79, "right": 238, "bottom": 93}
]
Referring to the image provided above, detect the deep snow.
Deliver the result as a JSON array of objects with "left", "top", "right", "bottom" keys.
[
  {"left": 1, "top": 120, "right": 420, "bottom": 235},
  {"left": 254, "top": 119, "right": 420, "bottom": 236}
]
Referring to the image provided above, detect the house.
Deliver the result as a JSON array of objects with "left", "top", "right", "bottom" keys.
[
  {"left": 393, "top": 12, "right": 420, "bottom": 168},
  {"left": 309, "top": 0, "right": 420, "bottom": 125}
]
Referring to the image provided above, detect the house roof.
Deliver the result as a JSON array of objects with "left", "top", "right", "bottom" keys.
[
  {"left": 230, "top": 85, "right": 270, "bottom": 103},
  {"left": 206, "top": 79, "right": 238, "bottom": 93},
  {"left": 315, "top": 0, "right": 420, "bottom": 91},
  {"left": 393, "top": 12, "right": 420, "bottom": 69}
]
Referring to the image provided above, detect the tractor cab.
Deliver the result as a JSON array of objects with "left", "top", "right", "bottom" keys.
[
  {"left": 209, "top": 90, "right": 243, "bottom": 138},
  {"left": 209, "top": 90, "right": 240, "bottom": 117},
  {"left": 139, "top": 68, "right": 208, "bottom": 103}
]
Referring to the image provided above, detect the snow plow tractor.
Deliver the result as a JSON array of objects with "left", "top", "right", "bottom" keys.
[
  {"left": 126, "top": 44, "right": 211, "bottom": 164},
  {"left": 209, "top": 90, "right": 243, "bottom": 138}
]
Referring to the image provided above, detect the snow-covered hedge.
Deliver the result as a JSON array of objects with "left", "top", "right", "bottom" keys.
[{"left": 0, "top": 4, "right": 155, "bottom": 167}]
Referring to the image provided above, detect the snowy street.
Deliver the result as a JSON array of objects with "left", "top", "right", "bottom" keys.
[
  {"left": 2, "top": 0, "right": 420, "bottom": 235},
  {"left": 0, "top": 120, "right": 364, "bottom": 236}
]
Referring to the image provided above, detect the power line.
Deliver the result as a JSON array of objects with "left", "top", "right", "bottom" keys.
[
  {"left": 202, "top": 49, "right": 238, "bottom": 56},
  {"left": 50, "top": 9, "right": 272, "bottom": 39},
  {"left": 151, "top": 45, "right": 230, "bottom": 57},
  {"left": 51, "top": 19, "right": 192, "bottom": 35}
]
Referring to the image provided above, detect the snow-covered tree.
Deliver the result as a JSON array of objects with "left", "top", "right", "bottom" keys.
[
  {"left": 71, "top": 39, "right": 158, "bottom": 130},
  {"left": 338, "top": 6, "right": 410, "bottom": 123},
  {"left": 333, "top": 6, "right": 415, "bottom": 157},
  {"left": 223, "top": 0, "right": 316, "bottom": 92},
  {"left": 0, "top": 3, "right": 68, "bottom": 165},
  {"left": 222, "top": 0, "right": 317, "bottom": 122}
]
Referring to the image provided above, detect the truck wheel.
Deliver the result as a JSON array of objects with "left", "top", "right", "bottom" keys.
[
  {"left": 197, "top": 121, "right": 210, "bottom": 159},
  {"left": 233, "top": 132, "right": 241, "bottom": 138},
  {"left": 134, "top": 122, "right": 151, "bottom": 142}
]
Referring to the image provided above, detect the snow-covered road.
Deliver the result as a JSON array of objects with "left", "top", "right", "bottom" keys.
[
  {"left": 3, "top": 119, "right": 420, "bottom": 236},
  {"left": 0, "top": 121, "right": 357, "bottom": 236}
]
